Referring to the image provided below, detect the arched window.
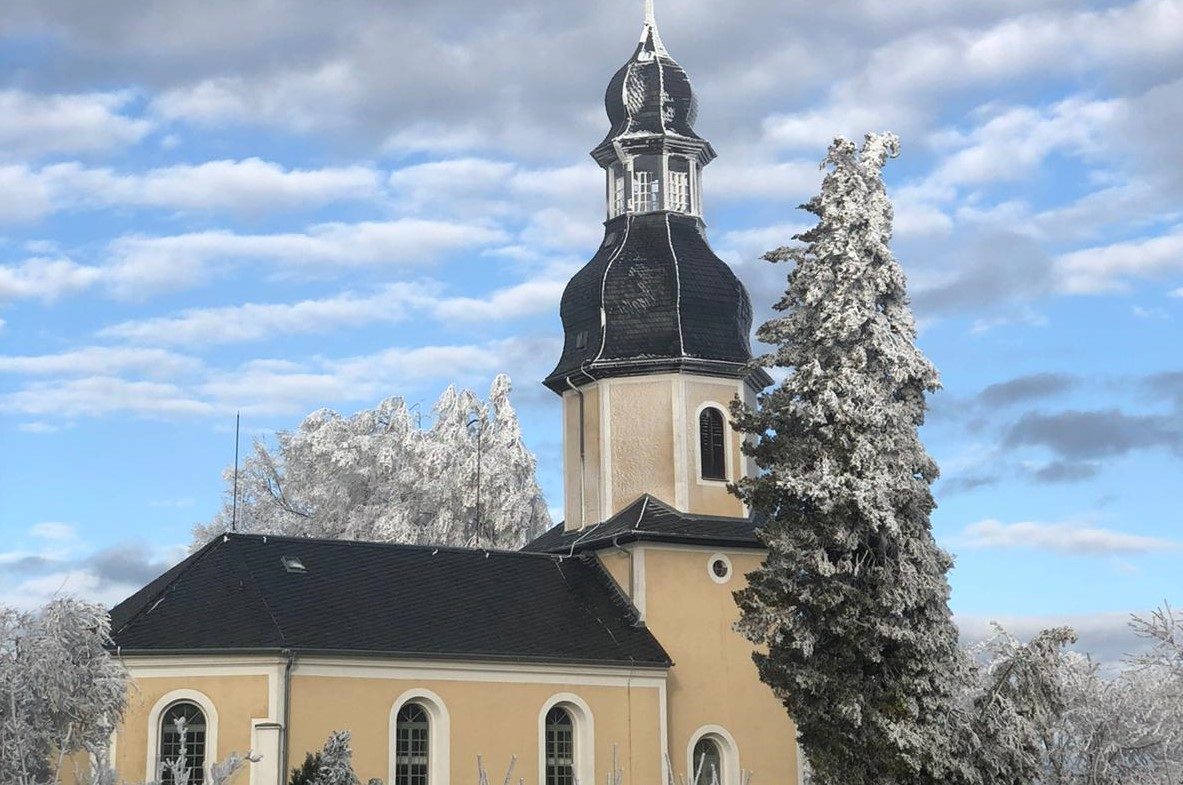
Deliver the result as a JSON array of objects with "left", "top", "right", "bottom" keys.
[
  {"left": 394, "top": 703, "right": 430, "bottom": 785},
  {"left": 692, "top": 737, "right": 723, "bottom": 785},
  {"left": 544, "top": 706, "right": 575, "bottom": 785},
  {"left": 158, "top": 702, "right": 206, "bottom": 785},
  {"left": 699, "top": 407, "right": 727, "bottom": 481}
]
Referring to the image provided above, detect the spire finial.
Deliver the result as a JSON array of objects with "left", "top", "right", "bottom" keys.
[{"left": 640, "top": 0, "right": 667, "bottom": 52}]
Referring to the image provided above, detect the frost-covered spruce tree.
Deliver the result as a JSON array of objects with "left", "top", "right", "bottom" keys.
[
  {"left": 732, "top": 134, "right": 978, "bottom": 785},
  {"left": 194, "top": 375, "right": 550, "bottom": 550}
]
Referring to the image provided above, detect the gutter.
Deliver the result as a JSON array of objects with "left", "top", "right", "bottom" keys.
[{"left": 280, "top": 649, "right": 295, "bottom": 785}]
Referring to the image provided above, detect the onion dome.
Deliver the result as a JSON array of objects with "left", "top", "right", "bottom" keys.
[{"left": 595, "top": 4, "right": 705, "bottom": 155}]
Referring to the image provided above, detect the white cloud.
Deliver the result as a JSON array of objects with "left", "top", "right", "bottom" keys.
[
  {"left": 99, "top": 283, "right": 436, "bottom": 346},
  {"left": 0, "top": 377, "right": 214, "bottom": 418},
  {"left": 430, "top": 279, "right": 566, "bottom": 322},
  {"left": 0, "top": 257, "right": 103, "bottom": 302},
  {"left": 1055, "top": 226, "right": 1183, "bottom": 294},
  {"left": 35, "top": 158, "right": 382, "bottom": 215},
  {"left": 0, "top": 346, "right": 200, "bottom": 376},
  {"left": 960, "top": 518, "right": 1177, "bottom": 555},
  {"left": 0, "top": 89, "right": 151, "bottom": 159},
  {"left": 104, "top": 219, "right": 508, "bottom": 296},
  {"left": 31, "top": 522, "right": 76, "bottom": 542}
]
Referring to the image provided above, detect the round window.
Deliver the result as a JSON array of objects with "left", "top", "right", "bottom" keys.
[{"left": 708, "top": 553, "right": 732, "bottom": 583}]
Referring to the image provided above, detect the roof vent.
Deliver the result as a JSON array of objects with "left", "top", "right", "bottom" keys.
[{"left": 281, "top": 556, "right": 307, "bottom": 574}]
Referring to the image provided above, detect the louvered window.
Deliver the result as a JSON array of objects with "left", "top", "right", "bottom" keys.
[
  {"left": 158, "top": 702, "right": 206, "bottom": 785},
  {"left": 699, "top": 408, "right": 727, "bottom": 481},
  {"left": 544, "top": 707, "right": 575, "bottom": 785},
  {"left": 395, "top": 703, "right": 430, "bottom": 785},
  {"left": 612, "top": 171, "right": 626, "bottom": 217}
]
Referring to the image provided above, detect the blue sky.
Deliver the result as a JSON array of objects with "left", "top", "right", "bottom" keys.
[{"left": 0, "top": 0, "right": 1180, "bottom": 658}]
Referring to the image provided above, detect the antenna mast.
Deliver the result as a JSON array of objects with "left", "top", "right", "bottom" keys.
[{"left": 231, "top": 412, "right": 241, "bottom": 532}]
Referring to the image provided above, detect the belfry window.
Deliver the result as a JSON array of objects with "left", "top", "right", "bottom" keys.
[
  {"left": 544, "top": 707, "right": 575, "bottom": 785},
  {"left": 699, "top": 407, "right": 727, "bottom": 481},
  {"left": 668, "top": 171, "right": 690, "bottom": 213},
  {"left": 395, "top": 703, "right": 430, "bottom": 785},
  {"left": 158, "top": 702, "right": 206, "bottom": 785},
  {"left": 611, "top": 165, "right": 626, "bottom": 217},
  {"left": 632, "top": 170, "right": 659, "bottom": 213}
]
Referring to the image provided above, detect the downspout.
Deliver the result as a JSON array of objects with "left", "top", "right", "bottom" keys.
[
  {"left": 280, "top": 650, "right": 296, "bottom": 785},
  {"left": 565, "top": 375, "right": 587, "bottom": 529}
]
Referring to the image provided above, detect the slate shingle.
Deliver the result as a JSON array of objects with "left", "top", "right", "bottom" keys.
[{"left": 109, "top": 534, "right": 670, "bottom": 667}]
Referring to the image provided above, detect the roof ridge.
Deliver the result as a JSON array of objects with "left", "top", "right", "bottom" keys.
[
  {"left": 228, "top": 536, "right": 289, "bottom": 649},
  {"left": 218, "top": 531, "right": 571, "bottom": 561}
]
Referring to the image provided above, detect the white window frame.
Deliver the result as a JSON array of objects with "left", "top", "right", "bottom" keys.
[
  {"left": 707, "top": 552, "right": 733, "bottom": 585},
  {"left": 632, "top": 170, "right": 659, "bottom": 213},
  {"left": 390, "top": 689, "right": 451, "bottom": 785},
  {"left": 538, "top": 693, "right": 594, "bottom": 785},
  {"left": 612, "top": 169, "right": 626, "bottom": 218},
  {"left": 686, "top": 725, "right": 740, "bottom": 785},
  {"left": 145, "top": 690, "right": 218, "bottom": 784},
  {"left": 667, "top": 170, "right": 690, "bottom": 213}
]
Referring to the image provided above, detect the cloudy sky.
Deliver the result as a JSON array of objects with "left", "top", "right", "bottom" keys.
[{"left": 0, "top": 0, "right": 1180, "bottom": 658}]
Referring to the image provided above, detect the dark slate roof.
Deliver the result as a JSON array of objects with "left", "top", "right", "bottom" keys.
[
  {"left": 523, "top": 495, "right": 765, "bottom": 554},
  {"left": 109, "top": 533, "right": 670, "bottom": 668},
  {"left": 545, "top": 212, "right": 770, "bottom": 393},
  {"left": 596, "top": 20, "right": 704, "bottom": 154}
]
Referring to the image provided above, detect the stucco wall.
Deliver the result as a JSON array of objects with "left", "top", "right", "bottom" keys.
[
  {"left": 639, "top": 546, "right": 799, "bottom": 784},
  {"left": 562, "top": 374, "right": 749, "bottom": 529},
  {"left": 114, "top": 671, "right": 272, "bottom": 783},
  {"left": 288, "top": 671, "right": 664, "bottom": 785}
]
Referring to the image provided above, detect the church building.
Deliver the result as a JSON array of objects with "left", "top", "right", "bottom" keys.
[{"left": 102, "top": 7, "right": 801, "bottom": 785}]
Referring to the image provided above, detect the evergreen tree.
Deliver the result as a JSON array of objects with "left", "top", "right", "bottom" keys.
[
  {"left": 289, "top": 752, "right": 322, "bottom": 785},
  {"left": 732, "top": 134, "right": 978, "bottom": 785}
]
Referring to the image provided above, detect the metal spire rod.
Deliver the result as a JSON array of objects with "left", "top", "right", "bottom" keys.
[{"left": 644, "top": 0, "right": 656, "bottom": 27}]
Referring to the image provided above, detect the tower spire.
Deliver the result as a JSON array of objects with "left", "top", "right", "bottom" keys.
[{"left": 640, "top": 0, "right": 667, "bottom": 53}]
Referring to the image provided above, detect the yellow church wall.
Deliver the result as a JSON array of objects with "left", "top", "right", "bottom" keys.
[
  {"left": 606, "top": 379, "right": 677, "bottom": 522},
  {"left": 563, "top": 373, "right": 756, "bottom": 529},
  {"left": 641, "top": 546, "right": 799, "bottom": 784},
  {"left": 112, "top": 670, "right": 272, "bottom": 783},
  {"left": 287, "top": 667, "right": 666, "bottom": 785}
]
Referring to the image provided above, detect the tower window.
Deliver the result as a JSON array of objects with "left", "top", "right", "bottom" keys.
[
  {"left": 668, "top": 171, "right": 690, "bottom": 213},
  {"left": 612, "top": 172, "right": 626, "bottom": 218},
  {"left": 544, "top": 707, "right": 575, "bottom": 785},
  {"left": 158, "top": 702, "right": 206, "bottom": 785},
  {"left": 394, "top": 703, "right": 430, "bottom": 785},
  {"left": 699, "top": 407, "right": 727, "bottom": 481},
  {"left": 632, "top": 170, "right": 660, "bottom": 213}
]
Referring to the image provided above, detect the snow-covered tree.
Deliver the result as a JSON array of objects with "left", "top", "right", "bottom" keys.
[
  {"left": 731, "top": 134, "right": 980, "bottom": 785},
  {"left": 0, "top": 598, "right": 128, "bottom": 785},
  {"left": 195, "top": 375, "right": 550, "bottom": 550},
  {"left": 312, "top": 731, "right": 361, "bottom": 785},
  {"left": 974, "top": 617, "right": 1183, "bottom": 785}
]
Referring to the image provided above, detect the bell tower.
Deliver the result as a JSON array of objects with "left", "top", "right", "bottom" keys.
[{"left": 545, "top": 2, "right": 771, "bottom": 530}]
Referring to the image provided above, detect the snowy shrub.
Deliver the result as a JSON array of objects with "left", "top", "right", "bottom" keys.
[{"left": 194, "top": 375, "right": 550, "bottom": 550}]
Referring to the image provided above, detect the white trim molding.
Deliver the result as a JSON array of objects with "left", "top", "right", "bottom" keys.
[
  {"left": 538, "top": 693, "right": 595, "bottom": 785},
  {"left": 686, "top": 725, "right": 740, "bottom": 785},
  {"left": 144, "top": 689, "right": 219, "bottom": 784},
  {"left": 390, "top": 689, "right": 451, "bottom": 785},
  {"left": 707, "top": 552, "right": 733, "bottom": 585}
]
